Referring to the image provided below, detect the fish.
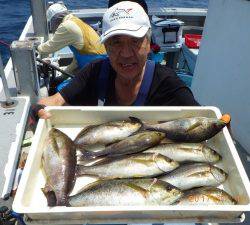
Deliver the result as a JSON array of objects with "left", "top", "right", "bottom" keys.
[
  {"left": 83, "top": 131, "right": 165, "bottom": 158},
  {"left": 160, "top": 163, "right": 227, "bottom": 190},
  {"left": 74, "top": 118, "right": 142, "bottom": 149},
  {"left": 41, "top": 128, "right": 76, "bottom": 206},
  {"left": 76, "top": 153, "right": 179, "bottom": 179},
  {"left": 176, "top": 186, "right": 237, "bottom": 205},
  {"left": 142, "top": 114, "right": 231, "bottom": 142},
  {"left": 69, "top": 178, "right": 183, "bottom": 206},
  {"left": 144, "top": 143, "right": 221, "bottom": 163},
  {"left": 77, "top": 154, "right": 107, "bottom": 166}
]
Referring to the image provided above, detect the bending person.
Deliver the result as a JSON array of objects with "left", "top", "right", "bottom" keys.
[{"left": 37, "top": 3, "right": 106, "bottom": 73}]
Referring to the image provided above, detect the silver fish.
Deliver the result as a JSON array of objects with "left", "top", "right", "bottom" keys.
[
  {"left": 160, "top": 163, "right": 227, "bottom": 190},
  {"left": 83, "top": 131, "right": 165, "bottom": 158},
  {"left": 176, "top": 187, "right": 237, "bottom": 205},
  {"left": 143, "top": 114, "right": 230, "bottom": 142},
  {"left": 77, "top": 153, "right": 179, "bottom": 179},
  {"left": 74, "top": 118, "right": 142, "bottom": 149},
  {"left": 144, "top": 143, "right": 221, "bottom": 163},
  {"left": 41, "top": 128, "right": 76, "bottom": 206},
  {"left": 69, "top": 178, "right": 183, "bottom": 206}
]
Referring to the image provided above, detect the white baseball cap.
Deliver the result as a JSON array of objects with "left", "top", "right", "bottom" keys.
[
  {"left": 100, "top": 1, "right": 151, "bottom": 43},
  {"left": 47, "top": 3, "right": 68, "bottom": 22}
]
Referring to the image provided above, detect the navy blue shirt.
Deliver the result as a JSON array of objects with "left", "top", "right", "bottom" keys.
[{"left": 60, "top": 59, "right": 199, "bottom": 106}]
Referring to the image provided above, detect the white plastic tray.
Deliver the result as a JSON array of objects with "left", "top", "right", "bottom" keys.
[{"left": 13, "top": 106, "right": 250, "bottom": 224}]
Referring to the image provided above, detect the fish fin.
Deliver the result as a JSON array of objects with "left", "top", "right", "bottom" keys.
[
  {"left": 74, "top": 125, "right": 98, "bottom": 142},
  {"left": 56, "top": 194, "right": 69, "bottom": 206},
  {"left": 51, "top": 136, "right": 60, "bottom": 156},
  {"left": 75, "top": 165, "right": 83, "bottom": 176},
  {"left": 83, "top": 156, "right": 119, "bottom": 165},
  {"left": 160, "top": 138, "right": 175, "bottom": 144},
  {"left": 41, "top": 185, "right": 57, "bottom": 207},
  {"left": 54, "top": 186, "right": 69, "bottom": 206},
  {"left": 77, "top": 156, "right": 108, "bottom": 166},
  {"left": 187, "top": 121, "right": 202, "bottom": 132},
  {"left": 40, "top": 156, "right": 46, "bottom": 174},
  {"left": 124, "top": 183, "right": 150, "bottom": 198},
  {"left": 77, "top": 180, "right": 104, "bottom": 193},
  {"left": 80, "top": 149, "right": 101, "bottom": 158},
  {"left": 49, "top": 128, "right": 63, "bottom": 156},
  {"left": 129, "top": 116, "right": 143, "bottom": 125},
  {"left": 76, "top": 173, "right": 100, "bottom": 179},
  {"left": 145, "top": 127, "right": 158, "bottom": 131},
  {"left": 75, "top": 165, "right": 100, "bottom": 178},
  {"left": 128, "top": 116, "right": 146, "bottom": 132},
  {"left": 82, "top": 143, "right": 106, "bottom": 151},
  {"left": 158, "top": 119, "right": 172, "bottom": 123}
]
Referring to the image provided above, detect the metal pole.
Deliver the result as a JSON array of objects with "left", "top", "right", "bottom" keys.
[
  {"left": 10, "top": 40, "right": 41, "bottom": 104},
  {"left": 30, "top": 0, "right": 49, "bottom": 41},
  {"left": 0, "top": 52, "right": 13, "bottom": 106}
]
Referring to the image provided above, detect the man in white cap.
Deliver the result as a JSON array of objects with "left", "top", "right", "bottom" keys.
[
  {"left": 36, "top": 1, "right": 198, "bottom": 118},
  {"left": 37, "top": 3, "right": 106, "bottom": 73}
]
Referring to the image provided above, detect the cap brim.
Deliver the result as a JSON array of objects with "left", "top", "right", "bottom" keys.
[{"left": 100, "top": 23, "right": 149, "bottom": 43}]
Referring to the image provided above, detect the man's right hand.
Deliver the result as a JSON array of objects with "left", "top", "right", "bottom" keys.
[
  {"left": 37, "top": 108, "right": 52, "bottom": 119},
  {"left": 30, "top": 104, "right": 49, "bottom": 121}
]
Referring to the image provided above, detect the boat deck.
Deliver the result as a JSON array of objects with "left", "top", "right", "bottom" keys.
[{"left": 0, "top": 4, "right": 250, "bottom": 225}]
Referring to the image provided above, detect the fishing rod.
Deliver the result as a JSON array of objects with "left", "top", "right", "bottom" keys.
[
  {"left": 0, "top": 40, "right": 74, "bottom": 79},
  {"left": 36, "top": 58, "right": 74, "bottom": 78}
]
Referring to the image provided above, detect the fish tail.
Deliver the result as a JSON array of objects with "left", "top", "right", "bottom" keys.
[
  {"left": 144, "top": 126, "right": 158, "bottom": 131},
  {"left": 81, "top": 149, "right": 101, "bottom": 158},
  {"left": 129, "top": 116, "right": 148, "bottom": 131},
  {"left": 41, "top": 188, "right": 57, "bottom": 207},
  {"left": 75, "top": 165, "right": 81, "bottom": 176},
  {"left": 129, "top": 116, "right": 144, "bottom": 128},
  {"left": 56, "top": 194, "right": 69, "bottom": 206},
  {"left": 75, "top": 165, "right": 86, "bottom": 177},
  {"left": 129, "top": 116, "right": 142, "bottom": 124}
]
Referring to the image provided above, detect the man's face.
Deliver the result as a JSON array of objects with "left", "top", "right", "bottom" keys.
[{"left": 105, "top": 35, "right": 150, "bottom": 80}]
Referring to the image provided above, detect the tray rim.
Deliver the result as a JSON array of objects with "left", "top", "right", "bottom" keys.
[{"left": 13, "top": 106, "right": 250, "bottom": 216}]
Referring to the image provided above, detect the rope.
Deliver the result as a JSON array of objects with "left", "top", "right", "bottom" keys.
[{"left": 0, "top": 39, "right": 10, "bottom": 48}]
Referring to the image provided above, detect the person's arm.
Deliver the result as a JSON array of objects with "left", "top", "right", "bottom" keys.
[
  {"left": 38, "top": 92, "right": 66, "bottom": 106},
  {"left": 64, "top": 57, "right": 78, "bottom": 74},
  {"left": 37, "top": 20, "right": 83, "bottom": 54}
]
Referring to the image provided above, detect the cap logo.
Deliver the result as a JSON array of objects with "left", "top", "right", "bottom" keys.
[{"left": 109, "top": 8, "right": 133, "bottom": 22}]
